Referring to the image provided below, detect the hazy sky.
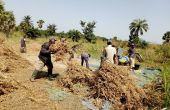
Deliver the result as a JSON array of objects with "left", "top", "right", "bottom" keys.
[{"left": 4, "top": 0, "right": 170, "bottom": 43}]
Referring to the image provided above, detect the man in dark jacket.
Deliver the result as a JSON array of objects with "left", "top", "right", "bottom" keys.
[{"left": 30, "top": 37, "right": 56, "bottom": 81}]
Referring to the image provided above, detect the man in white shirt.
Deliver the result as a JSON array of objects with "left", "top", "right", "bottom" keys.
[{"left": 103, "top": 40, "right": 117, "bottom": 64}]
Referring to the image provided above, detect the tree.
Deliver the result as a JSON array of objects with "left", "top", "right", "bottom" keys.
[
  {"left": 0, "top": 2, "right": 15, "bottom": 37},
  {"left": 26, "top": 28, "right": 41, "bottom": 39},
  {"left": 0, "top": 1, "right": 4, "bottom": 12},
  {"left": 162, "top": 31, "right": 170, "bottom": 43},
  {"left": 80, "top": 20, "right": 96, "bottom": 42},
  {"left": 129, "top": 19, "right": 149, "bottom": 45},
  {"left": 19, "top": 15, "right": 33, "bottom": 33},
  {"left": 37, "top": 19, "right": 44, "bottom": 29},
  {"left": 46, "top": 24, "right": 57, "bottom": 36},
  {"left": 67, "top": 29, "right": 81, "bottom": 42},
  {"left": 57, "top": 31, "right": 65, "bottom": 38}
]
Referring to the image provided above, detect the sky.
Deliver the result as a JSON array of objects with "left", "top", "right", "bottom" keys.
[{"left": 4, "top": 0, "right": 170, "bottom": 43}]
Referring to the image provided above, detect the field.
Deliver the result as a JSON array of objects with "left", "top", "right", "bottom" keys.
[{"left": 0, "top": 32, "right": 170, "bottom": 110}]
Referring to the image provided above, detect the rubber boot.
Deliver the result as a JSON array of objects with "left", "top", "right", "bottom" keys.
[
  {"left": 47, "top": 68, "right": 52, "bottom": 77},
  {"left": 30, "top": 69, "right": 39, "bottom": 82}
]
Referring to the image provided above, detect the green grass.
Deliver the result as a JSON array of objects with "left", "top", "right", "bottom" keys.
[{"left": 161, "top": 62, "right": 170, "bottom": 107}]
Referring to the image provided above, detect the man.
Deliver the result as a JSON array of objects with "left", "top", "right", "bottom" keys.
[
  {"left": 30, "top": 37, "right": 56, "bottom": 81},
  {"left": 103, "top": 40, "right": 117, "bottom": 64},
  {"left": 128, "top": 43, "right": 135, "bottom": 70},
  {"left": 20, "top": 35, "right": 26, "bottom": 53},
  {"left": 81, "top": 52, "right": 91, "bottom": 68}
]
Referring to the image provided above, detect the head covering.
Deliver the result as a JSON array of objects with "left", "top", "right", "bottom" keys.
[
  {"left": 107, "top": 40, "right": 112, "bottom": 45},
  {"left": 49, "top": 37, "right": 56, "bottom": 42},
  {"left": 130, "top": 43, "right": 135, "bottom": 48}
]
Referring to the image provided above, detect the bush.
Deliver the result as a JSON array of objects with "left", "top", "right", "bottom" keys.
[
  {"left": 138, "top": 39, "right": 149, "bottom": 48},
  {"left": 160, "top": 62, "right": 170, "bottom": 108},
  {"left": 161, "top": 44, "right": 170, "bottom": 59},
  {"left": 26, "top": 28, "right": 40, "bottom": 39}
]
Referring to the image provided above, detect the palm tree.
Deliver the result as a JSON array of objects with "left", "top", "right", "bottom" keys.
[
  {"left": 162, "top": 31, "right": 170, "bottom": 43},
  {"left": 129, "top": 19, "right": 149, "bottom": 37},
  {"left": 19, "top": 15, "right": 33, "bottom": 32},
  {"left": 23, "top": 15, "right": 32, "bottom": 28},
  {"left": 37, "top": 19, "right": 44, "bottom": 29}
]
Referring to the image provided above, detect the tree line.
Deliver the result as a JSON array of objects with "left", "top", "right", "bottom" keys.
[{"left": 0, "top": 1, "right": 170, "bottom": 45}]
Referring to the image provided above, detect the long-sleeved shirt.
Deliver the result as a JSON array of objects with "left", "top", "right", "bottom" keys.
[
  {"left": 21, "top": 38, "right": 26, "bottom": 47},
  {"left": 38, "top": 42, "right": 51, "bottom": 64}
]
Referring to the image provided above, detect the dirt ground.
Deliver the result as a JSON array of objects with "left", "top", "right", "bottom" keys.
[{"left": 0, "top": 40, "right": 89, "bottom": 110}]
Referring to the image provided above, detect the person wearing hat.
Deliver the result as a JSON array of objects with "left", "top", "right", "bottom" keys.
[
  {"left": 128, "top": 43, "right": 135, "bottom": 70},
  {"left": 103, "top": 40, "right": 117, "bottom": 64},
  {"left": 30, "top": 37, "right": 56, "bottom": 81}
]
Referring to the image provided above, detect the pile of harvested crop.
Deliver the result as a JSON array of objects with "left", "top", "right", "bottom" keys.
[
  {"left": 0, "top": 79, "right": 17, "bottom": 96},
  {"left": 88, "top": 61, "right": 147, "bottom": 109},
  {"left": 0, "top": 36, "right": 31, "bottom": 73},
  {"left": 60, "top": 61, "right": 94, "bottom": 89},
  {"left": 61, "top": 60, "right": 164, "bottom": 109},
  {"left": 50, "top": 41, "right": 71, "bottom": 61},
  {"left": 142, "top": 80, "right": 164, "bottom": 109}
]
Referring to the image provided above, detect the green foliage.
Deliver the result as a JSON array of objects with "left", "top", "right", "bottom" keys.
[
  {"left": 46, "top": 24, "right": 57, "bottom": 36},
  {"left": 129, "top": 19, "right": 149, "bottom": 37},
  {"left": 129, "top": 35, "right": 148, "bottom": 48},
  {"left": 162, "top": 31, "right": 170, "bottom": 43},
  {"left": 139, "top": 39, "right": 149, "bottom": 48},
  {"left": 129, "top": 19, "right": 149, "bottom": 47},
  {"left": 99, "top": 36, "right": 107, "bottom": 42},
  {"left": 80, "top": 20, "right": 96, "bottom": 43},
  {"left": 160, "top": 44, "right": 170, "bottom": 59},
  {"left": 67, "top": 29, "right": 81, "bottom": 42},
  {"left": 113, "top": 36, "right": 118, "bottom": 41},
  {"left": 26, "top": 28, "right": 40, "bottom": 39},
  {"left": 19, "top": 15, "right": 33, "bottom": 33},
  {"left": 37, "top": 19, "right": 44, "bottom": 29},
  {"left": 0, "top": 2, "right": 15, "bottom": 37},
  {"left": 161, "top": 64, "right": 170, "bottom": 107},
  {"left": 57, "top": 31, "right": 65, "bottom": 38},
  {"left": 0, "top": 1, "right": 4, "bottom": 12}
]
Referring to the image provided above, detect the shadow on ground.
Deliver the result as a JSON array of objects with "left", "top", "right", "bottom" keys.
[{"left": 35, "top": 71, "right": 59, "bottom": 81}]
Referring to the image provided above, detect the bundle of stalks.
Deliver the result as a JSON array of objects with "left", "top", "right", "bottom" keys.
[
  {"left": 0, "top": 36, "right": 31, "bottom": 73},
  {"left": 0, "top": 79, "right": 18, "bottom": 96},
  {"left": 60, "top": 60, "right": 163, "bottom": 109},
  {"left": 49, "top": 41, "right": 70, "bottom": 61},
  {"left": 88, "top": 61, "right": 147, "bottom": 109},
  {"left": 60, "top": 62, "right": 94, "bottom": 89},
  {"left": 142, "top": 80, "right": 164, "bottom": 109}
]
